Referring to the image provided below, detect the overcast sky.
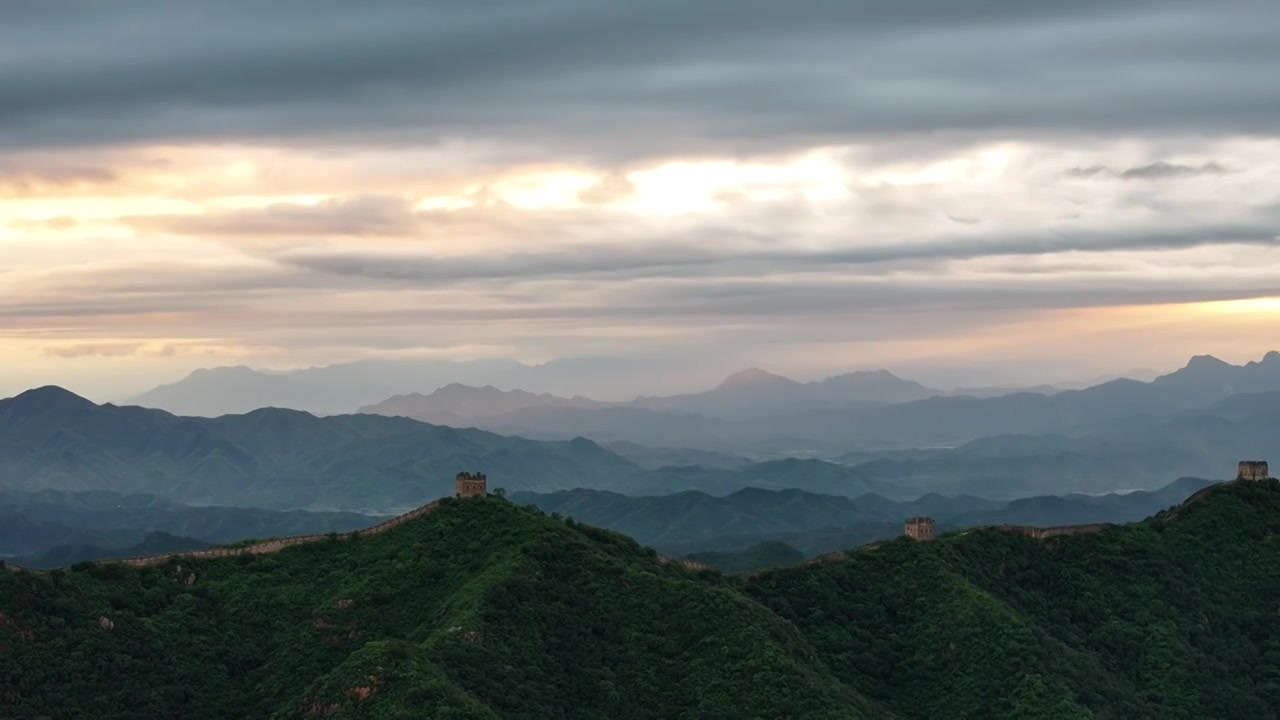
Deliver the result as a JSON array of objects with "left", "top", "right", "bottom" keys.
[{"left": 2, "top": 0, "right": 1279, "bottom": 399}]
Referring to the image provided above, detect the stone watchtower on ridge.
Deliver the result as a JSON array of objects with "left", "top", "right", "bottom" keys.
[
  {"left": 904, "top": 516, "right": 935, "bottom": 541},
  {"left": 1238, "top": 461, "right": 1271, "bottom": 481},
  {"left": 455, "top": 471, "right": 487, "bottom": 498}
]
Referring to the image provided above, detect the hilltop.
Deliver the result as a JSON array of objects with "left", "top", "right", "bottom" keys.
[
  {"left": 2, "top": 480, "right": 1279, "bottom": 718},
  {"left": 0, "top": 496, "right": 878, "bottom": 719}
]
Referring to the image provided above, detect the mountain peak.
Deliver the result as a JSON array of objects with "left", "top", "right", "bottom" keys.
[
  {"left": 717, "top": 368, "right": 797, "bottom": 389},
  {"left": 0, "top": 386, "right": 98, "bottom": 424},
  {"left": 5, "top": 385, "right": 95, "bottom": 407},
  {"left": 1184, "top": 354, "right": 1230, "bottom": 369}
]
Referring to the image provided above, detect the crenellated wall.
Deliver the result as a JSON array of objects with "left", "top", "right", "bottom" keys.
[{"left": 112, "top": 500, "right": 447, "bottom": 568}]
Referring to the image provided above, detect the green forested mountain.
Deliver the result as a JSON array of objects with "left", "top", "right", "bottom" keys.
[
  {"left": 2, "top": 481, "right": 1279, "bottom": 718},
  {"left": 747, "top": 479, "right": 1280, "bottom": 718},
  {"left": 0, "top": 496, "right": 878, "bottom": 719},
  {"left": 685, "top": 540, "right": 806, "bottom": 573}
]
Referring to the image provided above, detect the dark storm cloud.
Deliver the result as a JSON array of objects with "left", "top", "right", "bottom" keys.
[{"left": 1, "top": 1, "right": 1277, "bottom": 159}]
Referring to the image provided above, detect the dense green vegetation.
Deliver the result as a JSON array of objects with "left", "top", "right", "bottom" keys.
[
  {"left": 685, "top": 540, "right": 806, "bottom": 573},
  {"left": 2, "top": 481, "right": 1278, "bottom": 718},
  {"left": 0, "top": 496, "right": 878, "bottom": 719},
  {"left": 747, "top": 479, "right": 1280, "bottom": 718}
]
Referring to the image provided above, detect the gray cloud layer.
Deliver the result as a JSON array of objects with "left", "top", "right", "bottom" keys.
[{"left": 2, "top": 1, "right": 1278, "bottom": 159}]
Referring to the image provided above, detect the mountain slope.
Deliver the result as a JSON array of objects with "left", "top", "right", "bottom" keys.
[
  {"left": 3, "top": 480, "right": 1278, "bottom": 718},
  {"left": 0, "top": 496, "right": 881, "bottom": 719},
  {"left": 744, "top": 479, "right": 1280, "bottom": 718},
  {"left": 0, "top": 387, "right": 644, "bottom": 511}
]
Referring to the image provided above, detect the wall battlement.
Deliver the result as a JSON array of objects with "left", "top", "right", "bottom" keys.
[
  {"left": 1239, "top": 460, "right": 1271, "bottom": 481},
  {"left": 455, "top": 472, "right": 488, "bottom": 499},
  {"left": 904, "top": 516, "right": 935, "bottom": 541}
]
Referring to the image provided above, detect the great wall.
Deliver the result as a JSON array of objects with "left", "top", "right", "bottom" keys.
[
  {"left": 1, "top": 472, "right": 713, "bottom": 574},
  {"left": 4, "top": 462, "right": 1272, "bottom": 575}
]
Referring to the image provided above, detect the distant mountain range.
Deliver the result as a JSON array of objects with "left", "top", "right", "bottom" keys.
[
  {"left": 0, "top": 386, "right": 642, "bottom": 511},
  {"left": 355, "top": 366, "right": 944, "bottom": 424},
  {"left": 137, "top": 358, "right": 968, "bottom": 420},
  {"left": 10, "top": 531, "right": 213, "bottom": 570},
  {"left": 129, "top": 353, "right": 1275, "bottom": 456},
  {"left": 127, "top": 356, "right": 725, "bottom": 417},
  {"left": 404, "top": 352, "right": 1280, "bottom": 454},
  {"left": 3, "top": 377, "right": 1277, "bottom": 515},
  {"left": 515, "top": 476, "right": 1216, "bottom": 558}
]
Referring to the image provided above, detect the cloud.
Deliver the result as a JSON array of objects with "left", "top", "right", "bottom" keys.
[
  {"left": 1065, "top": 161, "right": 1229, "bottom": 180},
  {"left": 42, "top": 342, "right": 145, "bottom": 358},
  {"left": 4, "top": 2, "right": 1280, "bottom": 391},
  {"left": 7, "top": 215, "right": 80, "bottom": 231},
  {"left": 0, "top": 2, "right": 1277, "bottom": 161},
  {"left": 128, "top": 195, "right": 419, "bottom": 237},
  {"left": 0, "top": 157, "right": 117, "bottom": 195},
  {"left": 273, "top": 220, "right": 1280, "bottom": 284}
]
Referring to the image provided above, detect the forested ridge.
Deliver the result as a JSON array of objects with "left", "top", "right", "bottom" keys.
[{"left": 2, "top": 481, "right": 1279, "bottom": 718}]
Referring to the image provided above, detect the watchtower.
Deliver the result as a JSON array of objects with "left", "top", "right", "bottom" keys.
[
  {"left": 904, "top": 516, "right": 935, "bottom": 541},
  {"left": 1238, "top": 461, "right": 1270, "bottom": 481},
  {"left": 455, "top": 471, "right": 487, "bottom": 498}
]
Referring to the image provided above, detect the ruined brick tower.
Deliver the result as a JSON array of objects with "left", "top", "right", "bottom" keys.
[
  {"left": 1238, "top": 461, "right": 1271, "bottom": 481},
  {"left": 904, "top": 516, "right": 935, "bottom": 541},
  {"left": 455, "top": 471, "right": 487, "bottom": 498}
]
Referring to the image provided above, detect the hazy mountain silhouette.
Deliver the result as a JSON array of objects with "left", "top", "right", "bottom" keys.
[
  {"left": 513, "top": 476, "right": 1215, "bottom": 557},
  {"left": 462, "top": 352, "right": 1280, "bottom": 453},
  {"left": 357, "top": 383, "right": 609, "bottom": 424},
  {"left": 0, "top": 487, "right": 385, "bottom": 558},
  {"left": 129, "top": 356, "right": 733, "bottom": 416},
  {"left": 356, "top": 366, "right": 938, "bottom": 426},
  {"left": 11, "top": 531, "right": 213, "bottom": 570},
  {"left": 0, "top": 387, "right": 643, "bottom": 511}
]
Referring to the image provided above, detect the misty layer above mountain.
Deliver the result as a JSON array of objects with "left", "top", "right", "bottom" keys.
[
  {"left": 3, "top": 378, "right": 1277, "bottom": 517},
  {"left": 442, "top": 351, "right": 1280, "bottom": 454},
  {"left": 129, "top": 356, "right": 731, "bottom": 417},
  {"left": 513, "top": 477, "right": 1214, "bottom": 556},
  {"left": 0, "top": 487, "right": 385, "bottom": 559}
]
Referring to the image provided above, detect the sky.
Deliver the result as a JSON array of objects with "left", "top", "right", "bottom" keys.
[{"left": 2, "top": 0, "right": 1279, "bottom": 399}]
